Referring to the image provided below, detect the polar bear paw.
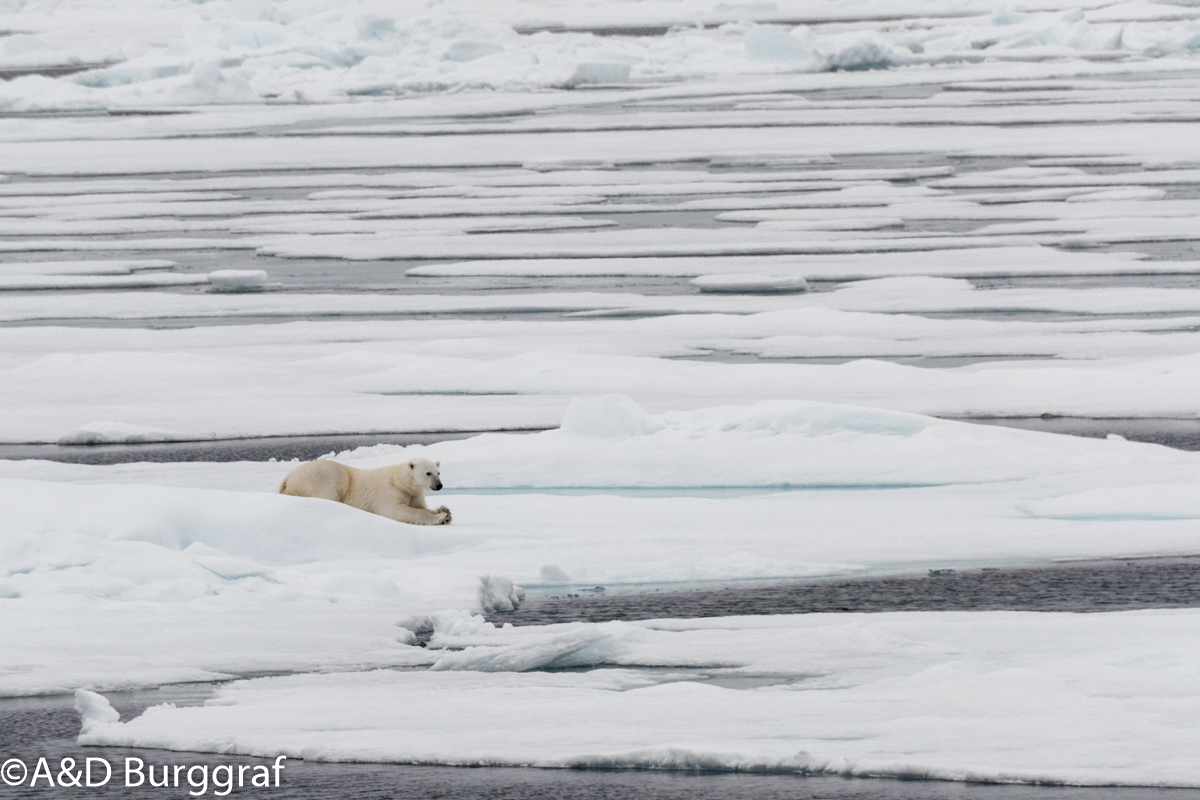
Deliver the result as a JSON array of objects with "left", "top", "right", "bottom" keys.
[{"left": 435, "top": 506, "right": 452, "bottom": 525}]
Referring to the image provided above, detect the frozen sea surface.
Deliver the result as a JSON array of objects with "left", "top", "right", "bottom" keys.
[
  {"left": 7, "top": 398, "right": 1200, "bottom": 701},
  {"left": 6, "top": 0, "right": 1200, "bottom": 791}
]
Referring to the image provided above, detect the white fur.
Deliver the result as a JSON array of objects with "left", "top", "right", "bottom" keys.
[{"left": 279, "top": 457, "right": 451, "bottom": 525}]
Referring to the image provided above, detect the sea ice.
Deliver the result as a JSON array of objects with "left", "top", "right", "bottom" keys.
[
  {"left": 2, "top": 0, "right": 1200, "bottom": 784},
  {"left": 208, "top": 269, "right": 269, "bottom": 293},
  {"left": 1, "top": 0, "right": 1198, "bottom": 111},
  {"left": 71, "top": 609, "right": 1200, "bottom": 786},
  {"left": 690, "top": 274, "right": 810, "bottom": 293},
  {"left": 9, "top": 308, "right": 1200, "bottom": 443}
]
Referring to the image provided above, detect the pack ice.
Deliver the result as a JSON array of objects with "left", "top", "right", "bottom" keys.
[
  {"left": 74, "top": 609, "right": 1200, "bottom": 786},
  {"left": 3, "top": 0, "right": 1199, "bottom": 110},
  {"left": 4, "top": 0, "right": 1200, "bottom": 786},
  {"left": 2, "top": 396, "right": 1200, "bottom": 787}
]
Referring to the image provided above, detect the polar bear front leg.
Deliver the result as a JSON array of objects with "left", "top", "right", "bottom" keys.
[{"left": 385, "top": 503, "right": 452, "bottom": 526}]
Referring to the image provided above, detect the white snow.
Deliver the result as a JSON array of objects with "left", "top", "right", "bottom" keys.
[
  {"left": 72, "top": 609, "right": 1200, "bottom": 786},
  {"left": 0, "top": 259, "right": 201, "bottom": 289},
  {"left": 0, "top": 475, "right": 522, "bottom": 695},
  {"left": 11, "top": 305, "right": 1200, "bottom": 444},
  {"left": 5, "top": 397, "right": 1200, "bottom": 700},
  {"left": 690, "top": 274, "right": 809, "bottom": 293},
  {"left": 75, "top": 689, "right": 120, "bottom": 735},
  {"left": 208, "top": 269, "right": 269, "bottom": 293}
]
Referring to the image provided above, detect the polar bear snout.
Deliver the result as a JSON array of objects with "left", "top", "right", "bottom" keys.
[{"left": 411, "top": 458, "right": 443, "bottom": 491}]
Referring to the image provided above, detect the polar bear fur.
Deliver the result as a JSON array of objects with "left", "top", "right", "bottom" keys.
[{"left": 279, "top": 457, "right": 451, "bottom": 525}]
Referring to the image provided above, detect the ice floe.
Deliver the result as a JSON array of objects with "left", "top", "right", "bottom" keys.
[
  {"left": 208, "top": 269, "right": 269, "bottom": 293},
  {"left": 3, "top": 396, "right": 1200, "bottom": 697},
  {"left": 71, "top": 609, "right": 1200, "bottom": 786},
  {"left": 690, "top": 274, "right": 810, "bottom": 293},
  {"left": 10, "top": 306, "right": 1200, "bottom": 442}
]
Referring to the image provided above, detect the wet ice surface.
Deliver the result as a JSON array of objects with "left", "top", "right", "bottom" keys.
[{"left": 492, "top": 558, "right": 1200, "bottom": 626}]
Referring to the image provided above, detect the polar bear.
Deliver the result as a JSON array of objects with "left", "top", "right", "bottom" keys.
[{"left": 279, "top": 457, "right": 451, "bottom": 525}]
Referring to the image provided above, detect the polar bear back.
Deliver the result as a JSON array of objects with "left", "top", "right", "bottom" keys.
[{"left": 279, "top": 459, "right": 353, "bottom": 502}]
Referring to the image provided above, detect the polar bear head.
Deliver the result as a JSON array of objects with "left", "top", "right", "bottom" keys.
[{"left": 408, "top": 458, "right": 443, "bottom": 491}]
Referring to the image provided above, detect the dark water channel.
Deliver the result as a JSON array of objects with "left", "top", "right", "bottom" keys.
[
  {"left": 491, "top": 558, "right": 1200, "bottom": 626},
  {"left": 1, "top": 414, "right": 1197, "bottom": 466},
  {"left": 0, "top": 431, "right": 518, "bottom": 465}
]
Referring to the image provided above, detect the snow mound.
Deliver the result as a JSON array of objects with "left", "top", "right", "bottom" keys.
[
  {"left": 209, "top": 269, "right": 269, "bottom": 292},
  {"left": 1021, "top": 484, "right": 1200, "bottom": 520},
  {"left": 558, "top": 395, "right": 667, "bottom": 439},
  {"left": 0, "top": 479, "right": 453, "bottom": 566},
  {"left": 355, "top": 396, "right": 1087, "bottom": 488},
  {"left": 184, "top": 542, "right": 277, "bottom": 582},
  {"left": 479, "top": 574, "right": 525, "bottom": 613},
  {"left": 57, "top": 421, "right": 194, "bottom": 445},
  {"left": 564, "top": 62, "right": 631, "bottom": 88},
  {"left": 432, "top": 627, "right": 617, "bottom": 672},
  {"left": 744, "top": 26, "right": 822, "bottom": 65},
  {"left": 421, "top": 611, "right": 630, "bottom": 672},
  {"left": 75, "top": 689, "right": 121, "bottom": 734},
  {"left": 690, "top": 273, "right": 809, "bottom": 293}
]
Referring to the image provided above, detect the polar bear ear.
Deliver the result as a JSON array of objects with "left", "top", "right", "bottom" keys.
[{"left": 436, "top": 461, "right": 441, "bottom": 467}]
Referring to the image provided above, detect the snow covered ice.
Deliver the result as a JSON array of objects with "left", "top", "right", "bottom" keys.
[
  {"left": 4, "top": 0, "right": 1200, "bottom": 790},
  {"left": 8, "top": 398, "right": 1200, "bottom": 784},
  {"left": 72, "top": 611, "right": 1200, "bottom": 786}
]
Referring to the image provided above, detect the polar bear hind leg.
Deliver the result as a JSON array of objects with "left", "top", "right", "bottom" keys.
[{"left": 279, "top": 460, "right": 350, "bottom": 502}]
